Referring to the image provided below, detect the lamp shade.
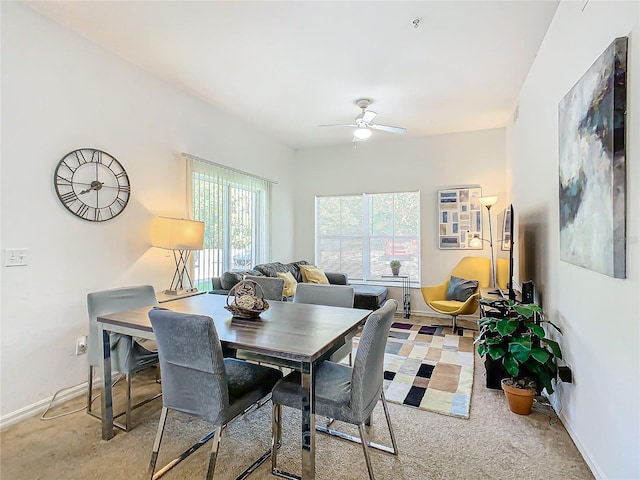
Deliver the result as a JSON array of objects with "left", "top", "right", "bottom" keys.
[
  {"left": 151, "top": 217, "right": 204, "bottom": 250},
  {"left": 479, "top": 195, "right": 498, "bottom": 208},
  {"left": 469, "top": 235, "right": 483, "bottom": 249}
]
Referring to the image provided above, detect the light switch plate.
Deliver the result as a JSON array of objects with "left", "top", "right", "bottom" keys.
[{"left": 4, "top": 248, "right": 29, "bottom": 267}]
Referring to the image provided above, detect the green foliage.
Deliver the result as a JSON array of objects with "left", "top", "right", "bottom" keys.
[
  {"left": 318, "top": 195, "right": 363, "bottom": 236},
  {"left": 317, "top": 192, "right": 420, "bottom": 237},
  {"left": 192, "top": 178, "right": 260, "bottom": 251},
  {"left": 475, "top": 298, "right": 563, "bottom": 394},
  {"left": 370, "top": 192, "right": 420, "bottom": 236},
  {"left": 390, "top": 260, "right": 401, "bottom": 268}
]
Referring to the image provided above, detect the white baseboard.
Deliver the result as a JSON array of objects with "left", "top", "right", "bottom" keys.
[
  {"left": 0, "top": 381, "right": 89, "bottom": 430},
  {"left": 557, "top": 407, "right": 603, "bottom": 479}
]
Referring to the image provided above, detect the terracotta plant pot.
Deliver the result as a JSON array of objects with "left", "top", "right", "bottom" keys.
[{"left": 501, "top": 379, "right": 535, "bottom": 415}]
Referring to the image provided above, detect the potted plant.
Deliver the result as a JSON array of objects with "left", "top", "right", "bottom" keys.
[
  {"left": 475, "top": 297, "right": 563, "bottom": 415},
  {"left": 390, "top": 260, "right": 401, "bottom": 275}
]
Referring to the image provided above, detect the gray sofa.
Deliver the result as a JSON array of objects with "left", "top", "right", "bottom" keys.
[{"left": 211, "top": 260, "right": 387, "bottom": 310}]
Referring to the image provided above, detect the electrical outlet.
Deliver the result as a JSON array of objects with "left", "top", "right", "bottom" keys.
[
  {"left": 558, "top": 365, "right": 573, "bottom": 383},
  {"left": 75, "top": 336, "right": 88, "bottom": 355}
]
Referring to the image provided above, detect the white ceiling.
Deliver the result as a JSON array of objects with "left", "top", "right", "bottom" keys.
[{"left": 27, "top": 1, "right": 558, "bottom": 150}]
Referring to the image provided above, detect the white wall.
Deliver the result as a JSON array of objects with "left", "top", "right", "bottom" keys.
[
  {"left": 0, "top": 4, "right": 295, "bottom": 421},
  {"left": 5, "top": 4, "right": 636, "bottom": 476},
  {"left": 507, "top": 1, "right": 639, "bottom": 478},
  {"left": 292, "top": 129, "right": 507, "bottom": 312}
]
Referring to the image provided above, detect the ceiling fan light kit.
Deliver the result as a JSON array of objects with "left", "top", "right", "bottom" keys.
[
  {"left": 320, "top": 98, "right": 407, "bottom": 142},
  {"left": 354, "top": 128, "right": 372, "bottom": 140}
]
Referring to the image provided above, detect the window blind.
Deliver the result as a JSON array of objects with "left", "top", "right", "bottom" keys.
[{"left": 186, "top": 155, "right": 272, "bottom": 290}]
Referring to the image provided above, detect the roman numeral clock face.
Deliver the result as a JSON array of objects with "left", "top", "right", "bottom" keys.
[{"left": 53, "top": 148, "right": 130, "bottom": 222}]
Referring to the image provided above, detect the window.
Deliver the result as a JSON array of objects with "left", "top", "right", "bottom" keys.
[
  {"left": 316, "top": 191, "right": 420, "bottom": 281},
  {"left": 189, "top": 157, "right": 272, "bottom": 291}
]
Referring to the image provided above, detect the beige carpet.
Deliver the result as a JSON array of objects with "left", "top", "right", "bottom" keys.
[{"left": 0, "top": 316, "right": 594, "bottom": 480}]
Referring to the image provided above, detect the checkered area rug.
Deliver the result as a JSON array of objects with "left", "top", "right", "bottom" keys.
[{"left": 354, "top": 321, "right": 475, "bottom": 419}]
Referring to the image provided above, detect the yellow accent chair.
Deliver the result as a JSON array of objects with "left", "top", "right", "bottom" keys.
[
  {"left": 496, "top": 257, "right": 510, "bottom": 292},
  {"left": 421, "top": 256, "right": 491, "bottom": 331}
]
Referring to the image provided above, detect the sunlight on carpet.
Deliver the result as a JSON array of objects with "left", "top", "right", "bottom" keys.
[{"left": 353, "top": 320, "right": 475, "bottom": 419}]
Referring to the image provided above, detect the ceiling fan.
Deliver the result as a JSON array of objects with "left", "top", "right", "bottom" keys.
[{"left": 320, "top": 99, "right": 408, "bottom": 142}]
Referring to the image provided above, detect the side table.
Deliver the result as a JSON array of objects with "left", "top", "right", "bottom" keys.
[{"left": 382, "top": 275, "right": 411, "bottom": 319}]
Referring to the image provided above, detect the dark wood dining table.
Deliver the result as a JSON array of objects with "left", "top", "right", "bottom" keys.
[{"left": 97, "top": 292, "right": 372, "bottom": 480}]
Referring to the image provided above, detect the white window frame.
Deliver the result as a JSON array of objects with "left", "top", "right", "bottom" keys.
[{"left": 315, "top": 191, "right": 421, "bottom": 283}]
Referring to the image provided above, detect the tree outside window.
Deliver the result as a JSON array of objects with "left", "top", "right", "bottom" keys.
[{"left": 316, "top": 191, "right": 420, "bottom": 281}]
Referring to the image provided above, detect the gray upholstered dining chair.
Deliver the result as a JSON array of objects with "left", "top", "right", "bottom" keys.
[
  {"left": 271, "top": 299, "right": 399, "bottom": 480},
  {"left": 148, "top": 308, "right": 283, "bottom": 480},
  {"left": 294, "top": 283, "right": 356, "bottom": 364},
  {"left": 244, "top": 275, "right": 286, "bottom": 301},
  {"left": 86, "top": 285, "right": 161, "bottom": 431}
]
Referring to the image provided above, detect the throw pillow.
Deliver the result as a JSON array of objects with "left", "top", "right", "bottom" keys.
[
  {"left": 299, "top": 265, "right": 329, "bottom": 284},
  {"left": 445, "top": 275, "right": 479, "bottom": 302},
  {"left": 277, "top": 271, "right": 298, "bottom": 297}
]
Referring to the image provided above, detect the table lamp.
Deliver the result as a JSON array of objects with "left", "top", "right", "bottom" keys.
[
  {"left": 469, "top": 195, "right": 498, "bottom": 288},
  {"left": 152, "top": 216, "right": 205, "bottom": 295}
]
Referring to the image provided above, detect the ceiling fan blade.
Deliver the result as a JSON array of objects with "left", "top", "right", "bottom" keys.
[
  {"left": 361, "top": 110, "right": 377, "bottom": 124},
  {"left": 369, "top": 124, "right": 407, "bottom": 134},
  {"left": 319, "top": 123, "right": 358, "bottom": 128}
]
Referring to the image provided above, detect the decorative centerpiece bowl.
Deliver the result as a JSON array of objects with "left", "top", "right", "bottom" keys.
[{"left": 225, "top": 279, "right": 270, "bottom": 319}]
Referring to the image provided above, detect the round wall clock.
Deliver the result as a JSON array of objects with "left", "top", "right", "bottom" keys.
[{"left": 53, "top": 148, "right": 130, "bottom": 222}]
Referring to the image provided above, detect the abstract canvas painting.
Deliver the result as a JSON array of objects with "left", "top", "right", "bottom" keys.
[{"left": 558, "top": 37, "right": 627, "bottom": 278}]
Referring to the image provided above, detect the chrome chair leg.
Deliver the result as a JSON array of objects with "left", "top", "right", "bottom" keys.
[
  {"left": 451, "top": 315, "right": 458, "bottom": 332},
  {"left": 205, "top": 427, "right": 222, "bottom": 480},
  {"left": 276, "top": 404, "right": 282, "bottom": 446},
  {"left": 87, "top": 366, "right": 161, "bottom": 431},
  {"left": 86, "top": 366, "right": 95, "bottom": 414},
  {"left": 271, "top": 403, "right": 281, "bottom": 471},
  {"left": 151, "top": 412, "right": 269, "bottom": 480},
  {"left": 241, "top": 392, "right": 272, "bottom": 418},
  {"left": 258, "top": 393, "right": 273, "bottom": 409},
  {"left": 380, "top": 391, "right": 398, "bottom": 455},
  {"left": 315, "top": 392, "right": 398, "bottom": 456},
  {"left": 151, "top": 422, "right": 221, "bottom": 480},
  {"left": 149, "top": 406, "right": 168, "bottom": 479},
  {"left": 358, "top": 423, "right": 375, "bottom": 480},
  {"left": 126, "top": 373, "right": 133, "bottom": 431},
  {"left": 272, "top": 402, "right": 303, "bottom": 480},
  {"left": 326, "top": 414, "right": 365, "bottom": 427}
]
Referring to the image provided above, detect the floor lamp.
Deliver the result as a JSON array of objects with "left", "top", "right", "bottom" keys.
[
  {"left": 469, "top": 195, "right": 498, "bottom": 288},
  {"left": 152, "top": 216, "right": 205, "bottom": 295}
]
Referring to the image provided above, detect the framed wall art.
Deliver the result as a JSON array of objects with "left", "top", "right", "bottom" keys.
[
  {"left": 438, "top": 187, "right": 482, "bottom": 249},
  {"left": 501, "top": 205, "right": 512, "bottom": 251},
  {"left": 558, "top": 36, "right": 627, "bottom": 278}
]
